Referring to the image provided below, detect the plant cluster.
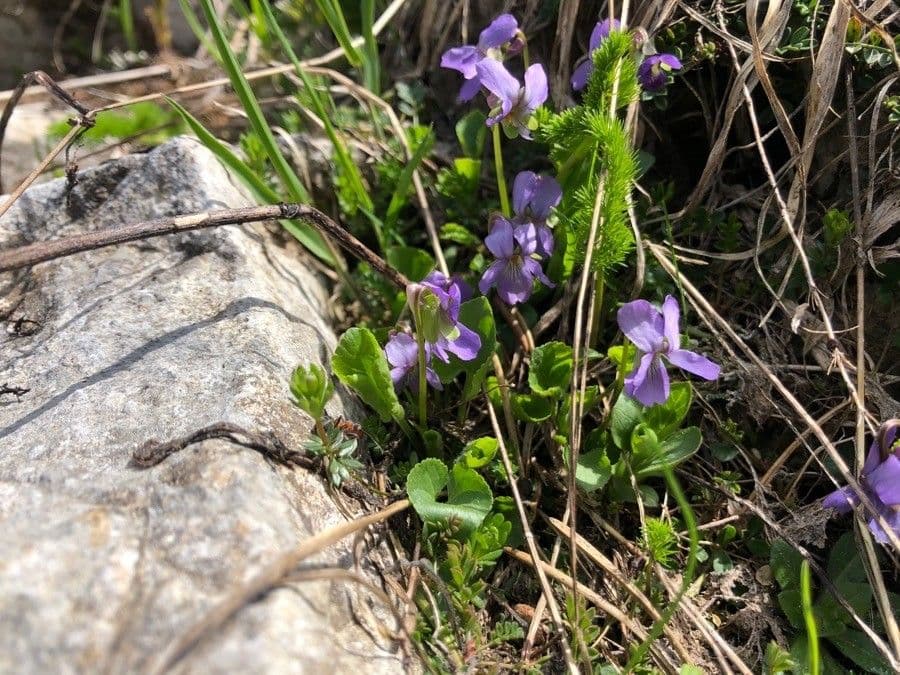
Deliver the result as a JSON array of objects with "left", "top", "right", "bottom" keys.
[{"left": 160, "top": 1, "right": 899, "bottom": 672}]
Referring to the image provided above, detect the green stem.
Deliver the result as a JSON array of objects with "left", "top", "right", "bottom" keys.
[
  {"left": 521, "top": 40, "right": 531, "bottom": 70},
  {"left": 492, "top": 125, "right": 510, "bottom": 217},
  {"left": 662, "top": 204, "right": 688, "bottom": 320},
  {"left": 415, "top": 331, "right": 428, "bottom": 426},
  {"left": 314, "top": 418, "right": 328, "bottom": 444},
  {"left": 625, "top": 466, "right": 699, "bottom": 671},
  {"left": 801, "top": 559, "right": 820, "bottom": 674}
]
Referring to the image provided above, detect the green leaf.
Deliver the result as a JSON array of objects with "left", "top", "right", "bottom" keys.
[
  {"left": 360, "top": 0, "right": 380, "bottom": 93},
  {"left": 258, "top": 0, "right": 372, "bottom": 222},
  {"left": 456, "top": 110, "right": 487, "bottom": 158},
  {"left": 576, "top": 448, "right": 612, "bottom": 492},
  {"left": 461, "top": 437, "right": 498, "bottom": 469},
  {"left": 764, "top": 640, "right": 798, "bottom": 675},
  {"left": 511, "top": 393, "right": 554, "bottom": 422},
  {"left": 199, "top": 1, "right": 317, "bottom": 220},
  {"left": 440, "top": 222, "right": 481, "bottom": 246},
  {"left": 433, "top": 297, "right": 496, "bottom": 382},
  {"left": 828, "top": 630, "right": 893, "bottom": 674},
  {"left": 712, "top": 551, "right": 733, "bottom": 573},
  {"left": 453, "top": 157, "right": 482, "bottom": 182},
  {"left": 770, "top": 539, "right": 804, "bottom": 591},
  {"left": 828, "top": 531, "right": 868, "bottom": 585},
  {"left": 528, "top": 341, "right": 573, "bottom": 398},
  {"left": 556, "top": 386, "right": 599, "bottom": 437},
  {"left": 386, "top": 246, "right": 435, "bottom": 282},
  {"left": 678, "top": 666, "right": 704, "bottom": 675},
  {"left": 607, "top": 343, "right": 637, "bottom": 369},
  {"left": 461, "top": 358, "right": 494, "bottom": 402},
  {"left": 610, "top": 393, "right": 643, "bottom": 450},
  {"left": 644, "top": 382, "right": 692, "bottom": 441},
  {"left": 406, "top": 458, "right": 493, "bottom": 536},
  {"left": 310, "top": 0, "right": 363, "bottom": 66},
  {"left": 332, "top": 328, "right": 404, "bottom": 423},
  {"left": 634, "top": 426, "right": 702, "bottom": 478}
]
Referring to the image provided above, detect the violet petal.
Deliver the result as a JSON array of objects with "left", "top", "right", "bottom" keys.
[
  {"left": 441, "top": 46, "right": 480, "bottom": 78},
  {"left": 477, "top": 13, "right": 518, "bottom": 50},
  {"left": 479, "top": 260, "right": 506, "bottom": 295},
  {"left": 617, "top": 299, "right": 665, "bottom": 353},
  {"left": 626, "top": 353, "right": 670, "bottom": 406},
  {"left": 485, "top": 217, "right": 516, "bottom": 258},
  {"left": 867, "top": 455, "right": 900, "bottom": 506},
  {"left": 477, "top": 60, "right": 519, "bottom": 122},
  {"left": 822, "top": 486, "right": 860, "bottom": 514},
  {"left": 661, "top": 295, "right": 681, "bottom": 351},
  {"left": 666, "top": 348, "right": 720, "bottom": 381},
  {"left": 512, "top": 171, "right": 537, "bottom": 216},
  {"left": 571, "top": 60, "right": 592, "bottom": 91}
]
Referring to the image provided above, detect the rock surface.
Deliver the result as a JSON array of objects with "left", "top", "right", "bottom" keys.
[{"left": 0, "top": 138, "right": 406, "bottom": 673}]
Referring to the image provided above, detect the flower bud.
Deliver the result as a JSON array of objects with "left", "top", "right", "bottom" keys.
[{"left": 290, "top": 362, "right": 334, "bottom": 420}]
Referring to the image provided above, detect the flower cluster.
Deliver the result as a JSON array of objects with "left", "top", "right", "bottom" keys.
[
  {"left": 385, "top": 271, "right": 480, "bottom": 393},
  {"left": 395, "top": 16, "right": 692, "bottom": 390},
  {"left": 479, "top": 171, "right": 560, "bottom": 305},
  {"left": 571, "top": 18, "right": 682, "bottom": 93},
  {"left": 617, "top": 296, "right": 720, "bottom": 406},
  {"left": 440, "top": 14, "right": 522, "bottom": 101},
  {"left": 442, "top": 15, "right": 547, "bottom": 140},
  {"left": 823, "top": 420, "right": 900, "bottom": 544}
]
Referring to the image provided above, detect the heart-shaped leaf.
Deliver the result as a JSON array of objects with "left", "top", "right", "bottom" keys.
[
  {"left": 461, "top": 437, "right": 499, "bottom": 469},
  {"left": 643, "top": 382, "right": 692, "bottom": 441},
  {"left": 633, "top": 426, "right": 702, "bottom": 478},
  {"left": 529, "top": 341, "right": 573, "bottom": 398},
  {"left": 407, "top": 458, "right": 493, "bottom": 536}
]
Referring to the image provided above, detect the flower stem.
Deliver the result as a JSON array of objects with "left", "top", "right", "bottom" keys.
[
  {"left": 492, "top": 124, "right": 511, "bottom": 217},
  {"left": 415, "top": 331, "right": 428, "bottom": 426},
  {"left": 800, "top": 559, "right": 821, "bottom": 674},
  {"left": 314, "top": 418, "right": 328, "bottom": 444}
]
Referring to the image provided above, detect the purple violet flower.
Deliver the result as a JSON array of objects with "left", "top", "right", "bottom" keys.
[
  {"left": 440, "top": 14, "right": 519, "bottom": 101},
  {"left": 617, "top": 295, "right": 720, "bottom": 406},
  {"left": 823, "top": 421, "right": 900, "bottom": 544},
  {"left": 572, "top": 19, "right": 622, "bottom": 91},
  {"left": 385, "top": 331, "right": 442, "bottom": 393},
  {"left": 423, "top": 270, "right": 473, "bottom": 303},
  {"left": 476, "top": 61, "right": 548, "bottom": 139},
  {"left": 638, "top": 53, "right": 682, "bottom": 92},
  {"left": 511, "top": 171, "right": 562, "bottom": 258},
  {"left": 479, "top": 217, "right": 554, "bottom": 305},
  {"left": 408, "top": 279, "right": 481, "bottom": 363}
]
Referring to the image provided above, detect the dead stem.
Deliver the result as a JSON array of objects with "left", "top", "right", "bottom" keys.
[{"left": 0, "top": 202, "right": 410, "bottom": 290}]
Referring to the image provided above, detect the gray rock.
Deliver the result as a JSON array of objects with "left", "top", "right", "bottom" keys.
[{"left": 0, "top": 138, "right": 407, "bottom": 674}]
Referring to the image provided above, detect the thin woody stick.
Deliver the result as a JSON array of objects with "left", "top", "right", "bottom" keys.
[
  {"left": 0, "top": 202, "right": 410, "bottom": 290},
  {"left": 0, "top": 70, "right": 94, "bottom": 193}
]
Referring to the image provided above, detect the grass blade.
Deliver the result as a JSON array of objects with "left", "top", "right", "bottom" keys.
[
  {"left": 167, "top": 98, "right": 335, "bottom": 263},
  {"left": 258, "top": 1, "right": 373, "bottom": 220},
  {"left": 360, "top": 0, "right": 380, "bottom": 94},
  {"left": 197, "top": 0, "right": 338, "bottom": 266},
  {"left": 118, "top": 0, "right": 137, "bottom": 51},
  {"left": 312, "top": 0, "right": 362, "bottom": 66}
]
